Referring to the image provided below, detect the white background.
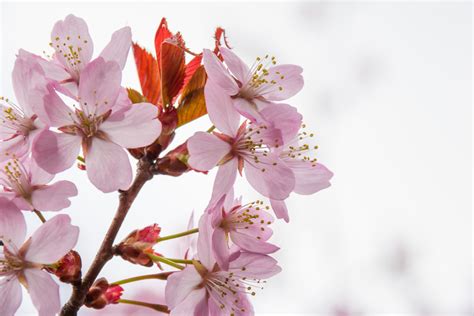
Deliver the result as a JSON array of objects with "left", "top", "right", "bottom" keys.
[{"left": 0, "top": 1, "right": 472, "bottom": 315}]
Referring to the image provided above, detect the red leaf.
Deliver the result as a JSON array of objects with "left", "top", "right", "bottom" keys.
[
  {"left": 132, "top": 43, "right": 160, "bottom": 105},
  {"left": 160, "top": 41, "right": 186, "bottom": 107},
  {"left": 176, "top": 54, "right": 202, "bottom": 98},
  {"left": 154, "top": 18, "right": 173, "bottom": 62}
]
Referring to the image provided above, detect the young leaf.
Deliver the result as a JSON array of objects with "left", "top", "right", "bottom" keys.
[
  {"left": 176, "top": 66, "right": 207, "bottom": 127},
  {"left": 132, "top": 43, "right": 160, "bottom": 105}
]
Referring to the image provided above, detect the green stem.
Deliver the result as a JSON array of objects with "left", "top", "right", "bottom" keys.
[
  {"left": 77, "top": 155, "right": 85, "bottom": 163},
  {"left": 33, "top": 210, "right": 46, "bottom": 223},
  {"left": 156, "top": 228, "right": 198, "bottom": 243},
  {"left": 118, "top": 299, "right": 170, "bottom": 313},
  {"left": 112, "top": 272, "right": 171, "bottom": 285},
  {"left": 166, "top": 258, "right": 194, "bottom": 264},
  {"left": 148, "top": 254, "right": 185, "bottom": 270},
  {"left": 206, "top": 125, "right": 215, "bottom": 133}
]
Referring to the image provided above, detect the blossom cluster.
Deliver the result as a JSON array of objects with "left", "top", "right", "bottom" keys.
[{"left": 0, "top": 15, "right": 332, "bottom": 316}]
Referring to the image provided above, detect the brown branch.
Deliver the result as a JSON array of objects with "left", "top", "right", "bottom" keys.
[{"left": 60, "top": 157, "right": 154, "bottom": 316}]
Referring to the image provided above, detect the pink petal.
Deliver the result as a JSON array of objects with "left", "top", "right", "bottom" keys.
[
  {"left": 270, "top": 199, "right": 289, "bottom": 222},
  {"left": 12, "top": 54, "right": 47, "bottom": 117},
  {"left": 169, "top": 288, "right": 206, "bottom": 316},
  {"left": 165, "top": 267, "right": 203, "bottom": 310},
  {"left": 285, "top": 161, "right": 333, "bottom": 195},
  {"left": 86, "top": 138, "right": 132, "bottom": 192},
  {"left": 187, "top": 132, "right": 231, "bottom": 171},
  {"left": 0, "top": 198, "right": 25, "bottom": 250},
  {"left": 202, "top": 49, "right": 239, "bottom": 95},
  {"left": 78, "top": 57, "right": 121, "bottom": 116},
  {"left": 220, "top": 47, "right": 250, "bottom": 84},
  {"left": 244, "top": 153, "right": 295, "bottom": 200},
  {"left": 212, "top": 228, "right": 230, "bottom": 270},
  {"left": 209, "top": 158, "right": 238, "bottom": 207},
  {"left": 197, "top": 213, "right": 216, "bottom": 270},
  {"left": 51, "top": 14, "right": 93, "bottom": 74},
  {"left": 229, "top": 252, "right": 281, "bottom": 279},
  {"left": 31, "top": 181, "right": 78, "bottom": 212},
  {"left": 259, "top": 102, "right": 302, "bottom": 144},
  {"left": 232, "top": 97, "right": 264, "bottom": 123},
  {"left": 99, "top": 26, "right": 132, "bottom": 70},
  {"left": 0, "top": 276, "right": 22, "bottom": 316},
  {"left": 32, "top": 130, "right": 81, "bottom": 174},
  {"left": 205, "top": 80, "right": 240, "bottom": 137},
  {"left": 23, "top": 269, "right": 60, "bottom": 316},
  {"left": 23, "top": 214, "right": 79, "bottom": 263},
  {"left": 37, "top": 84, "right": 75, "bottom": 127},
  {"left": 230, "top": 231, "right": 279, "bottom": 254},
  {"left": 0, "top": 136, "right": 29, "bottom": 162},
  {"left": 17, "top": 49, "right": 70, "bottom": 83},
  {"left": 28, "top": 158, "right": 54, "bottom": 186},
  {"left": 262, "top": 64, "right": 304, "bottom": 101},
  {"left": 100, "top": 102, "right": 161, "bottom": 148}
]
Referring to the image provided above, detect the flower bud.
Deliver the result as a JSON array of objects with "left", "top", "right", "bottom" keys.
[
  {"left": 85, "top": 278, "right": 123, "bottom": 309},
  {"left": 152, "top": 142, "right": 191, "bottom": 177},
  {"left": 115, "top": 224, "right": 161, "bottom": 267},
  {"left": 45, "top": 250, "right": 82, "bottom": 283}
]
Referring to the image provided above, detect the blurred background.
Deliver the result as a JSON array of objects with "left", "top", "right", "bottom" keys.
[{"left": 1, "top": 1, "right": 472, "bottom": 315}]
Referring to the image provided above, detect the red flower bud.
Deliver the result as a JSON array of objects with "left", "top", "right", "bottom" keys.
[
  {"left": 115, "top": 224, "right": 161, "bottom": 267},
  {"left": 45, "top": 250, "right": 82, "bottom": 283},
  {"left": 85, "top": 278, "right": 123, "bottom": 309}
]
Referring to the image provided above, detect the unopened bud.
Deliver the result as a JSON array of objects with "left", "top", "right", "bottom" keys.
[
  {"left": 152, "top": 142, "right": 190, "bottom": 177},
  {"left": 85, "top": 278, "right": 123, "bottom": 309},
  {"left": 115, "top": 224, "right": 161, "bottom": 267},
  {"left": 45, "top": 250, "right": 82, "bottom": 283}
]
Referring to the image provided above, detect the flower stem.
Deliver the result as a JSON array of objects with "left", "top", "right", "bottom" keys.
[
  {"left": 148, "top": 253, "right": 185, "bottom": 270},
  {"left": 206, "top": 125, "right": 216, "bottom": 133},
  {"left": 33, "top": 209, "right": 46, "bottom": 223},
  {"left": 112, "top": 272, "right": 172, "bottom": 285},
  {"left": 118, "top": 299, "right": 170, "bottom": 313},
  {"left": 166, "top": 258, "right": 194, "bottom": 264},
  {"left": 156, "top": 228, "right": 199, "bottom": 243}
]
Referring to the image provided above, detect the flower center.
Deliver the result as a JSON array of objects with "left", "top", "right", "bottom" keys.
[
  {"left": 238, "top": 54, "right": 284, "bottom": 99},
  {"left": 0, "top": 97, "right": 38, "bottom": 137},
  {"left": 205, "top": 269, "right": 266, "bottom": 315},
  {"left": 50, "top": 34, "right": 90, "bottom": 81},
  {"left": 0, "top": 159, "right": 32, "bottom": 199}
]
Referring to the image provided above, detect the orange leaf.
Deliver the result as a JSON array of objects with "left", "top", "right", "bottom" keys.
[
  {"left": 127, "top": 88, "right": 147, "bottom": 104},
  {"left": 132, "top": 43, "right": 160, "bottom": 105},
  {"left": 176, "top": 66, "right": 207, "bottom": 127},
  {"left": 160, "top": 41, "right": 186, "bottom": 107}
]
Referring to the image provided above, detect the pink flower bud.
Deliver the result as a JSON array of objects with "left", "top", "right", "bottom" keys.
[
  {"left": 45, "top": 250, "right": 82, "bottom": 284},
  {"left": 115, "top": 224, "right": 161, "bottom": 267},
  {"left": 85, "top": 278, "right": 123, "bottom": 309}
]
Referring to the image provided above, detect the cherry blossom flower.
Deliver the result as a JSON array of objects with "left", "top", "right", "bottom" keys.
[
  {"left": 270, "top": 128, "right": 333, "bottom": 222},
  {"left": 32, "top": 57, "right": 162, "bottom": 193},
  {"left": 0, "top": 202, "right": 79, "bottom": 316},
  {"left": 165, "top": 213, "right": 281, "bottom": 315},
  {"left": 0, "top": 157, "right": 77, "bottom": 212},
  {"left": 208, "top": 195, "right": 279, "bottom": 269},
  {"left": 187, "top": 80, "right": 298, "bottom": 205},
  {"left": 0, "top": 55, "right": 50, "bottom": 161},
  {"left": 203, "top": 48, "right": 303, "bottom": 144},
  {"left": 19, "top": 14, "right": 131, "bottom": 95}
]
